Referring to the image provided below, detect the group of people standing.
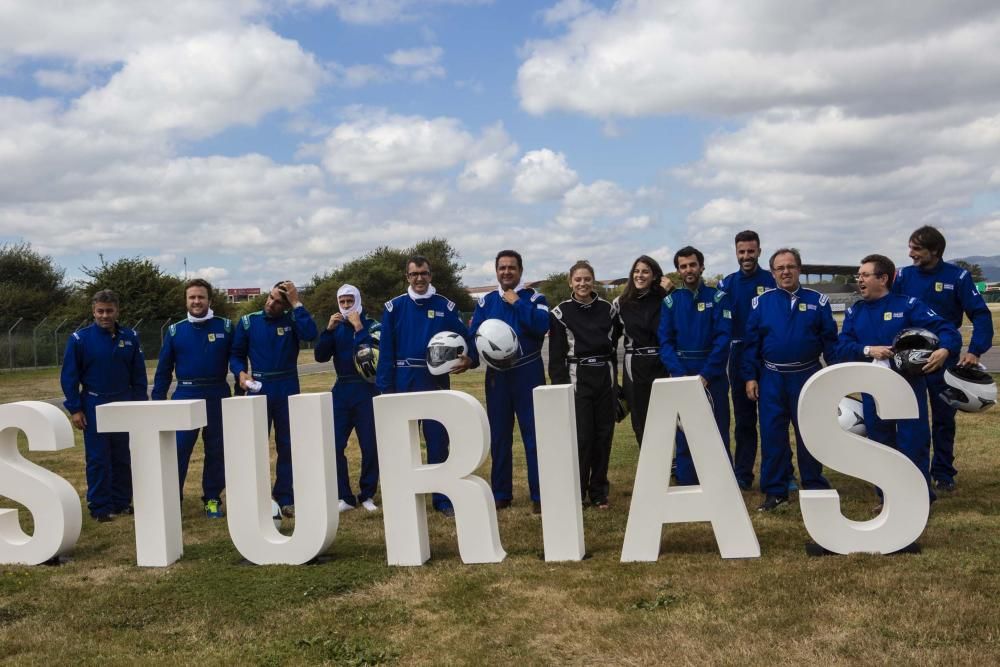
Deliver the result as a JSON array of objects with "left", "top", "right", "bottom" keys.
[{"left": 60, "top": 225, "right": 992, "bottom": 524}]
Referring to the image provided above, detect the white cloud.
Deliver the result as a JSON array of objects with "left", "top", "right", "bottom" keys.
[
  {"left": 386, "top": 46, "right": 442, "bottom": 67},
  {"left": 458, "top": 123, "right": 519, "bottom": 191},
  {"left": 33, "top": 67, "right": 94, "bottom": 93},
  {"left": 288, "top": 0, "right": 493, "bottom": 25},
  {"left": 195, "top": 266, "right": 231, "bottom": 283},
  {"left": 0, "top": 1, "right": 264, "bottom": 63},
  {"left": 542, "top": 0, "right": 594, "bottom": 25},
  {"left": 622, "top": 215, "right": 652, "bottom": 230},
  {"left": 319, "top": 110, "right": 477, "bottom": 185},
  {"left": 518, "top": 1, "right": 1000, "bottom": 118},
  {"left": 69, "top": 27, "right": 324, "bottom": 140},
  {"left": 511, "top": 149, "right": 579, "bottom": 203},
  {"left": 555, "top": 180, "right": 632, "bottom": 228}
]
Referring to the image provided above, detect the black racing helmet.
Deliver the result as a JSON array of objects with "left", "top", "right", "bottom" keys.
[
  {"left": 353, "top": 344, "right": 379, "bottom": 383},
  {"left": 890, "top": 328, "right": 939, "bottom": 379}
]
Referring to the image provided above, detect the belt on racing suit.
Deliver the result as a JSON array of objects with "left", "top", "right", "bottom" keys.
[{"left": 762, "top": 359, "right": 821, "bottom": 374}]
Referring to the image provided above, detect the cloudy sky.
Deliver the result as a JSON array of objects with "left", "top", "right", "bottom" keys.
[{"left": 2, "top": 0, "right": 999, "bottom": 290}]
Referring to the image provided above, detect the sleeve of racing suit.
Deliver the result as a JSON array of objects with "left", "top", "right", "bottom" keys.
[
  {"left": 548, "top": 309, "right": 570, "bottom": 385},
  {"left": 701, "top": 292, "right": 733, "bottom": 382},
  {"left": 657, "top": 298, "right": 685, "bottom": 378},
  {"left": 151, "top": 330, "right": 175, "bottom": 400},
  {"left": 130, "top": 331, "right": 149, "bottom": 401},
  {"left": 375, "top": 305, "right": 396, "bottom": 394},
  {"left": 740, "top": 301, "right": 762, "bottom": 382},
  {"left": 957, "top": 271, "right": 994, "bottom": 356}
]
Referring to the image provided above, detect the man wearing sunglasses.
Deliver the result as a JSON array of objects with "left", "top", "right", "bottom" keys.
[
  {"left": 230, "top": 280, "right": 318, "bottom": 519},
  {"left": 376, "top": 255, "right": 477, "bottom": 518}
]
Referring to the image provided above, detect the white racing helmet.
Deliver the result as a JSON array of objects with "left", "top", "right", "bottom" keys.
[
  {"left": 353, "top": 344, "right": 379, "bottom": 383},
  {"left": 837, "top": 396, "right": 866, "bottom": 435},
  {"left": 426, "top": 331, "right": 468, "bottom": 375},
  {"left": 940, "top": 365, "right": 996, "bottom": 413},
  {"left": 475, "top": 319, "right": 521, "bottom": 370}
]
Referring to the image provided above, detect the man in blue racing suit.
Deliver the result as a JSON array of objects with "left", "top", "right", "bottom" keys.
[
  {"left": 375, "top": 255, "right": 477, "bottom": 518},
  {"left": 230, "top": 280, "right": 318, "bottom": 518},
  {"left": 469, "top": 250, "right": 549, "bottom": 514},
  {"left": 152, "top": 278, "right": 233, "bottom": 518}
]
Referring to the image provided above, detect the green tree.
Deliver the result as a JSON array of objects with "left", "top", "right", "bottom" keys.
[
  {"left": 954, "top": 260, "right": 985, "bottom": 283},
  {"left": 537, "top": 272, "right": 571, "bottom": 304},
  {"left": 70, "top": 256, "right": 185, "bottom": 324},
  {"left": 0, "top": 241, "right": 70, "bottom": 320},
  {"left": 306, "top": 238, "right": 474, "bottom": 321}
]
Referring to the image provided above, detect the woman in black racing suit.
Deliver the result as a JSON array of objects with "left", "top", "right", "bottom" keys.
[
  {"left": 613, "top": 255, "right": 669, "bottom": 448},
  {"left": 549, "top": 260, "right": 621, "bottom": 509}
]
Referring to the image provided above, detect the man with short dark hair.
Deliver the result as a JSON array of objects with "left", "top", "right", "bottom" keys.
[
  {"left": 718, "top": 229, "right": 776, "bottom": 490},
  {"left": 742, "top": 249, "right": 837, "bottom": 511},
  {"left": 61, "top": 290, "right": 148, "bottom": 522},
  {"left": 836, "top": 254, "right": 961, "bottom": 505},
  {"left": 470, "top": 250, "right": 549, "bottom": 513},
  {"left": 892, "top": 225, "right": 994, "bottom": 491},
  {"left": 230, "top": 280, "right": 318, "bottom": 518},
  {"left": 152, "top": 278, "right": 232, "bottom": 518},
  {"left": 658, "top": 246, "right": 733, "bottom": 485},
  {"left": 376, "top": 256, "right": 477, "bottom": 517}
]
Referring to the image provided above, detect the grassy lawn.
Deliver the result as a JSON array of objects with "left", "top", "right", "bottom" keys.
[{"left": 1, "top": 367, "right": 999, "bottom": 664}]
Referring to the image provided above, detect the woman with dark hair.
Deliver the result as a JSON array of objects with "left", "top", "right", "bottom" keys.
[
  {"left": 614, "top": 255, "right": 669, "bottom": 447},
  {"left": 549, "top": 260, "right": 621, "bottom": 509}
]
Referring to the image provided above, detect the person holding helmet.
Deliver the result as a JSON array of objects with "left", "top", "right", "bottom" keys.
[
  {"left": 835, "top": 254, "right": 961, "bottom": 505},
  {"left": 549, "top": 260, "right": 621, "bottom": 509},
  {"left": 152, "top": 278, "right": 232, "bottom": 519},
  {"left": 376, "top": 255, "right": 477, "bottom": 518},
  {"left": 658, "top": 247, "right": 733, "bottom": 486},
  {"left": 892, "top": 225, "right": 995, "bottom": 492},
  {"left": 470, "top": 250, "right": 549, "bottom": 513},
  {"left": 718, "top": 230, "right": 776, "bottom": 491},
  {"left": 741, "top": 248, "right": 837, "bottom": 512},
  {"left": 613, "top": 255, "right": 669, "bottom": 449},
  {"left": 230, "top": 280, "right": 318, "bottom": 519},
  {"left": 314, "top": 284, "right": 381, "bottom": 513}
]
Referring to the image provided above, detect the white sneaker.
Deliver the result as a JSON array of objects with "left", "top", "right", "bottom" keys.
[
  {"left": 361, "top": 499, "right": 379, "bottom": 512},
  {"left": 338, "top": 499, "right": 355, "bottom": 513}
]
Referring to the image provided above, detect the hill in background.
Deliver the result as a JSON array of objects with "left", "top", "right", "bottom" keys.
[{"left": 954, "top": 255, "right": 1000, "bottom": 281}]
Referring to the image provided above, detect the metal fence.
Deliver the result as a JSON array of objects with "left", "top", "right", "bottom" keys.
[{"left": 0, "top": 317, "right": 177, "bottom": 371}]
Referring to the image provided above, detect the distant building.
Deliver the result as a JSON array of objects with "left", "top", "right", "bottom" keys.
[{"left": 226, "top": 287, "right": 261, "bottom": 303}]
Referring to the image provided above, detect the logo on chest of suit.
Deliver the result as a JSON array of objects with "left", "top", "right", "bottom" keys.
[
  {"left": 118, "top": 339, "right": 125, "bottom": 347},
  {"left": 757, "top": 286, "right": 766, "bottom": 295},
  {"left": 799, "top": 302, "right": 807, "bottom": 312},
  {"left": 277, "top": 326, "right": 291, "bottom": 336},
  {"left": 697, "top": 302, "right": 705, "bottom": 312},
  {"left": 208, "top": 333, "right": 216, "bottom": 342}
]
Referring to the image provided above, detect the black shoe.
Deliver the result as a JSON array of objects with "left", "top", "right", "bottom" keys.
[
  {"left": 495, "top": 499, "right": 512, "bottom": 510},
  {"left": 112, "top": 506, "right": 134, "bottom": 516},
  {"left": 593, "top": 498, "right": 609, "bottom": 510},
  {"left": 94, "top": 514, "right": 113, "bottom": 523},
  {"left": 737, "top": 479, "right": 752, "bottom": 491},
  {"left": 757, "top": 495, "right": 788, "bottom": 512},
  {"left": 531, "top": 501, "right": 541, "bottom": 515},
  {"left": 934, "top": 479, "right": 956, "bottom": 492},
  {"left": 438, "top": 506, "right": 455, "bottom": 518}
]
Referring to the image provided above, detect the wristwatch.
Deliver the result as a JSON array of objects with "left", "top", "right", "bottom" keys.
[{"left": 863, "top": 345, "right": 871, "bottom": 357}]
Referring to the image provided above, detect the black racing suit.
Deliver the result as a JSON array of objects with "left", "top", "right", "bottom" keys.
[
  {"left": 614, "top": 290, "right": 669, "bottom": 447},
  {"left": 549, "top": 293, "right": 621, "bottom": 504}
]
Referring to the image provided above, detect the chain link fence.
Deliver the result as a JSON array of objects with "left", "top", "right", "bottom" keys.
[{"left": 0, "top": 317, "right": 175, "bottom": 371}]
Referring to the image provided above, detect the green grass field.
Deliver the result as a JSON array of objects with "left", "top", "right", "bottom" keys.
[{"left": 1, "top": 365, "right": 999, "bottom": 664}]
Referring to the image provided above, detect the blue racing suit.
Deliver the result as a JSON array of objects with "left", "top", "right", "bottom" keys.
[
  {"left": 719, "top": 267, "right": 776, "bottom": 488},
  {"left": 742, "top": 287, "right": 837, "bottom": 497},
  {"left": 230, "top": 306, "right": 318, "bottom": 507},
  {"left": 375, "top": 291, "right": 478, "bottom": 511},
  {"left": 470, "top": 287, "right": 549, "bottom": 504},
  {"left": 152, "top": 316, "right": 232, "bottom": 504},
  {"left": 835, "top": 294, "right": 962, "bottom": 501},
  {"left": 658, "top": 282, "right": 733, "bottom": 485},
  {"left": 893, "top": 261, "right": 994, "bottom": 485},
  {"left": 314, "top": 314, "right": 380, "bottom": 506},
  {"left": 61, "top": 323, "right": 147, "bottom": 518}
]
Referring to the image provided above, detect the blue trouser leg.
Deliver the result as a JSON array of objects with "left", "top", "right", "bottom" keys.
[
  {"left": 758, "top": 370, "right": 793, "bottom": 497},
  {"left": 674, "top": 369, "right": 730, "bottom": 486},
  {"left": 486, "top": 369, "right": 516, "bottom": 502},
  {"left": 83, "top": 400, "right": 114, "bottom": 517},
  {"left": 925, "top": 369, "right": 957, "bottom": 484},
  {"left": 512, "top": 363, "right": 543, "bottom": 502},
  {"left": 785, "top": 370, "right": 829, "bottom": 491},
  {"left": 332, "top": 388, "right": 357, "bottom": 506},
  {"left": 422, "top": 419, "right": 451, "bottom": 511},
  {"left": 353, "top": 388, "right": 379, "bottom": 502},
  {"left": 109, "top": 430, "right": 132, "bottom": 513},
  {"left": 862, "top": 383, "right": 935, "bottom": 502},
  {"left": 729, "top": 345, "right": 758, "bottom": 486},
  {"left": 266, "top": 378, "right": 297, "bottom": 507},
  {"left": 173, "top": 389, "right": 227, "bottom": 503}
]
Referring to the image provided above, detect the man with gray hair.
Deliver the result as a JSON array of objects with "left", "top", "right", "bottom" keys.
[{"left": 61, "top": 290, "right": 148, "bottom": 522}]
